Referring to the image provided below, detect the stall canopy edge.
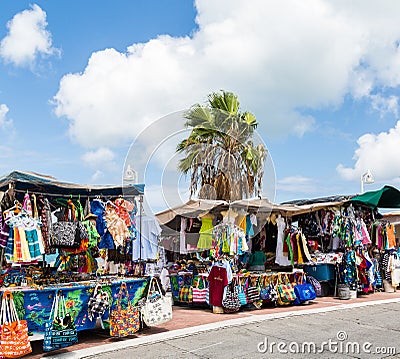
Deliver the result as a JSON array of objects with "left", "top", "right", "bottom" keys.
[
  {"left": 351, "top": 185, "right": 400, "bottom": 209},
  {"left": 0, "top": 170, "right": 144, "bottom": 197}
]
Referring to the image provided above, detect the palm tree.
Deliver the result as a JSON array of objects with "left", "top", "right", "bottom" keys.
[{"left": 177, "top": 90, "right": 267, "bottom": 201}]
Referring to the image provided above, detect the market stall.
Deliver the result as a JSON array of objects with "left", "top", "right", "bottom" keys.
[
  {"left": 0, "top": 170, "right": 172, "bottom": 355},
  {"left": 157, "top": 189, "right": 399, "bottom": 312}
]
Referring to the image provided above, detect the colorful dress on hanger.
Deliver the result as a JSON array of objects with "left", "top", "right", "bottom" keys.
[{"left": 197, "top": 215, "right": 214, "bottom": 250}]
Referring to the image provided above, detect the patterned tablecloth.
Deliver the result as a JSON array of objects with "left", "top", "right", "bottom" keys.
[{"left": 1, "top": 277, "right": 148, "bottom": 334}]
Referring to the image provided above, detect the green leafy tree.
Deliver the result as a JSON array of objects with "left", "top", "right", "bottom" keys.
[{"left": 177, "top": 90, "right": 266, "bottom": 201}]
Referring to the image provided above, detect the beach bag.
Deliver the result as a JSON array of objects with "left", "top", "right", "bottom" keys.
[
  {"left": 236, "top": 278, "right": 247, "bottom": 305},
  {"left": 192, "top": 277, "right": 208, "bottom": 303},
  {"left": 52, "top": 221, "right": 86, "bottom": 248},
  {"left": 260, "top": 276, "right": 278, "bottom": 303},
  {"left": 237, "top": 280, "right": 248, "bottom": 306},
  {"left": 0, "top": 291, "right": 32, "bottom": 358},
  {"left": 43, "top": 291, "right": 78, "bottom": 352},
  {"left": 245, "top": 277, "right": 260, "bottom": 303},
  {"left": 87, "top": 284, "right": 110, "bottom": 320},
  {"left": 110, "top": 282, "right": 140, "bottom": 337},
  {"left": 141, "top": 277, "right": 173, "bottom": 327},
  {"left": 306, "top": 275, "right": 322, "bottom": 297},
  {"left": 222, "top": 282, "right": 241, "bottom": 313},
  {"left": 276, "top": 274, "right": 296, "bottom": 306},
  {"left": 293, "top": 273, "right": 316, "bottom": 305},
  {"left": 178, "top": 285, "right": 193, "bottom": 303}
]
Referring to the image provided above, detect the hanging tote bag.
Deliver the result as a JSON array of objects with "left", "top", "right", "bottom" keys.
[
  {"left": 0, "top": 291, "right": 32, "bottom": 358},
  {"left": 293, "top": 273, "right": 316, "bottom": 305},
  {"left": 87, "top": 283, "right": 110, "bottom": 321},
  {"left": 236, "top": 278, "right": 248, "bottom": 306},
  {"left": 52, "top": 222, "right": 81, "bottom": 248},
  {"left": 276, "top": 274, "right": 296, "bottom": 306},
  {"left": 192, "top": 276, "right": 208, "bottom": 303},
  {"left": 222, "top": 282, "right": 241, "bottom": 313},
  {"left": 43, "top": 291, "right": 78, "bottom": 352},
  {"left": 178, "top": 285, "right": 193, "bottom": 303},
  {"left": 110, "top": 282, "right": 140, "bottom": 337},
  {"left": 306, "top": 275, "right": 322, "bottom": 297},
  {"left": 245, "top": 277, "right": 260, "bottom": 304},
  {"left": 141, "top": 277, "right": 173, "bottom": 327},
  {"left": 260, "top": 276, "right": 278, "bottom": 303}
]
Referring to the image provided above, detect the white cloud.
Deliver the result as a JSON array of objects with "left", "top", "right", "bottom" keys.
[
  {"left": 337, "top": 120, "right": 400, "bottom": 181},
  {"left": 90, "top": 170, "right": 104, "bottom": 183},
  {"left": 0, "top": 104, "right": 13, "bottom": 129},
  {"left": 54, "top": 0, "right": 400, "bottom": 151},
  {"left": 277, "top": 176, "right": 318, "bottom": 194},
  {"left": 0, "top": 4, "right": 59, "bottom": 67},
  {"left": 81, "top": 147, "right": 117, "bottom": 177},
  {"left": 370, "top": 94, "right": 398, "bottom": 118}
]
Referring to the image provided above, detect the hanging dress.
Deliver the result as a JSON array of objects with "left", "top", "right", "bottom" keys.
[
  {"left": 275, "top": 216, "right": 291, "bottom": 266},
  {"left": 197, "top": 214, "right": 214, "bottom": 250}
]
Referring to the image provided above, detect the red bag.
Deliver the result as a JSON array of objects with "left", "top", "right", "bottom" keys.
[
  {"left": 0, "top": 291, "right": 32, "bottom": 358},
  {"left": 192, "top": 276, "right": 208, "bottom": 303}
]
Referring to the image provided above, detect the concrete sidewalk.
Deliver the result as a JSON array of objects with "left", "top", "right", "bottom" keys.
[{"left": 32, "top": 291, "right": 400, "bottom": 359}]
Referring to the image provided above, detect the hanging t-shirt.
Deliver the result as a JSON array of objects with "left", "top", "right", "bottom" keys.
[
  {"left": 133, "top": 215, "right": 162, "bottom": 261},
  {"left": 208, "top": 265, "right": 228, "bottom": 307}
]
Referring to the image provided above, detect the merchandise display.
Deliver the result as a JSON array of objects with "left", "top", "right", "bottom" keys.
[{"left": 0, "top": 171, "right": 171, "bottom": 357}]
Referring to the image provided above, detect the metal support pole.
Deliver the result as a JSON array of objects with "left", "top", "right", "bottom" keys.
[{"left": 139, "top": 194, "right": 143, "bottom": 263}]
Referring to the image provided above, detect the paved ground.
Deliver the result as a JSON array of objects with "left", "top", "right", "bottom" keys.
[
  {"left": 28, "top": 291, "right": 400, "bottom": 359},
  {"left": 82, "top": 302, "right": 400, "bottom": 359}
]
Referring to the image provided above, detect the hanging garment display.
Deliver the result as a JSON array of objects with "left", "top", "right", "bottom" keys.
[
  {"left": 207, "top": 263, "right": 228, "bottom": 307},
  {"left": 133, "top": 215, "right": 162, "bottom": 261},
  {"left": 275, "top": 216, "right": 291, "bottom": 266},
  {"left": 197, "top": 213, "right": 214, "bottom": 250}
]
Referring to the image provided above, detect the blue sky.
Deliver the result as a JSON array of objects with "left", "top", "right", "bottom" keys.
[{"left": 1, "top": 1, "right": 400, "bottom": 213}]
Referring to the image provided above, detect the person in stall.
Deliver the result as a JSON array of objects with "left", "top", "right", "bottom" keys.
[{"left": 247, "top": 237, "right": 266, "bottom": 272}]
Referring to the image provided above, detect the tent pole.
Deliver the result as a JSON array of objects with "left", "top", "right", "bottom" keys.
[{"left": 139, "top": 194, "right": 143, "bottom": 264}]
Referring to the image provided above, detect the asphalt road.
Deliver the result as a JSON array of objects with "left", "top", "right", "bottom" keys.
[{"left": 86, "top": 302, "right": 400, "bottom": 359}]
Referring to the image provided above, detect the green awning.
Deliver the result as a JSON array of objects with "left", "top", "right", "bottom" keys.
[{"left": 351, "top": 185, "right": 400, "bottom": 208}]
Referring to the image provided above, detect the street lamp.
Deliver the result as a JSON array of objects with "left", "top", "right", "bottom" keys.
[
  {"left": 123, "top": 164, "right": 138, "bottom": 183},
  {"left": 360, "top": 169, "right": 374, "bottom": 194}
]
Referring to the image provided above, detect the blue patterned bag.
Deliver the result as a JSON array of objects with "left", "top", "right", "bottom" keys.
[{"left": 43, "top": 291, "right": 78, "bottom": 352}]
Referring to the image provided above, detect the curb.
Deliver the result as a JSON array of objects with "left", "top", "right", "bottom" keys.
[{"left": 42, "top": 297, "right": 400, "bottom": 358}]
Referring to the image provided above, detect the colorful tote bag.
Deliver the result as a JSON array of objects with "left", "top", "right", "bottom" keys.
[
  {"left": 276, "top": 274, "right": 296, "bottom": 306},
  {"left": 0, "top": 291, "right": 32, "bottom": 358},
  {"left": 192, "top": 276, "right": 208, "bottom": 303},
  {"left": 178, "top": 285, "right": 193, "bottom": 303},
  {"left": 306, "top": 275, "right": 322, "bottom": 297},
  {"left": 259, "top": 276, "right": 278, "bottom": 302},
  {"left": 43, "top": 291, "right": 78, "bottom": 352},
  {"left": 141, "top": 277, "right": 173, "bottom": 327},
  {"left": 110, "top": 282, "right": 140, "bottom": 337}
]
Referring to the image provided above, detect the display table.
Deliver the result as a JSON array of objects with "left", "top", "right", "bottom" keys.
[{"left": 1, "top": 277, "right": 148, "bottom": 335}]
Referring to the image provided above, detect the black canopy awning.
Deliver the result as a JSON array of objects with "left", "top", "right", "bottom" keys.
[{"left": 0, "top": 170, "right": 144, "bottom": 197}]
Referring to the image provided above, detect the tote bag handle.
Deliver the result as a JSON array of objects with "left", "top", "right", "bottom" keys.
[{"left": 146, "top": 277, "right": 163, "bottom": 301}]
